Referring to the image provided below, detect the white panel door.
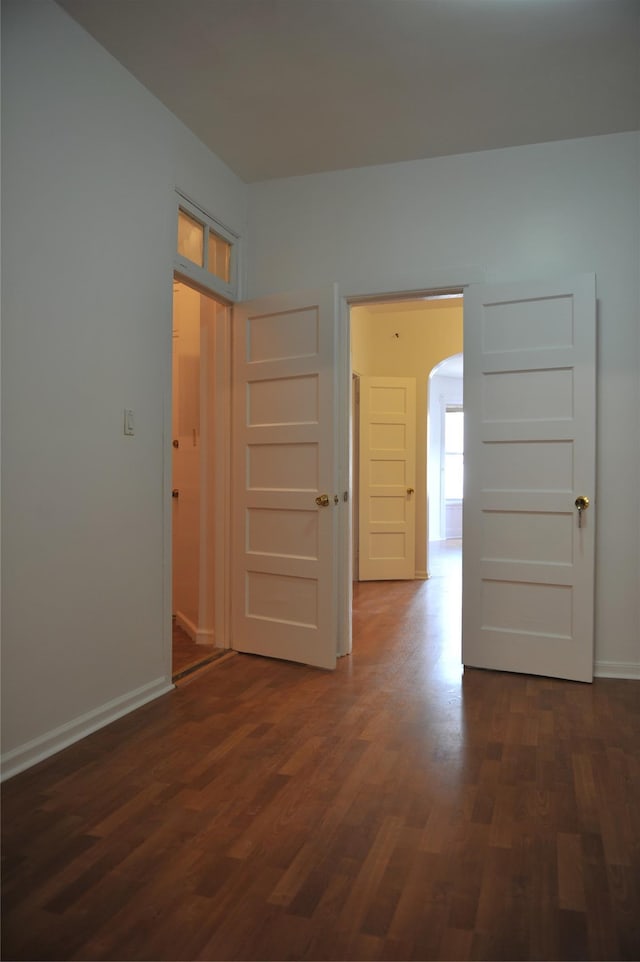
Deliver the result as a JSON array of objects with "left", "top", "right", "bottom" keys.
[
  {"left": 358, "top": 376, "right": 416, "bottom": 581},
  {"left": 463, "top": 275, "right": 596, "bottom": 682},
  {"left": 232, "top": 289, "right": 337, "bottom": 669}
]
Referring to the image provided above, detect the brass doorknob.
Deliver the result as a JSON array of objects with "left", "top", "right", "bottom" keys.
[
  {"left": 574, "top": 495, "right": 590, "bottom": 511},
  {"left": 407, "top": 487, "right": 415, "bottom": 495},
  {"left": 172, "top": 489, "right": 179, "bottom": 499},
  {"left": 315, "top": 494, "right": 330, "bottom": 507}
]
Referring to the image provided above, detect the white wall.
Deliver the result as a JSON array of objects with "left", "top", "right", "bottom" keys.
[
  {"left": 248, "top": 132, "right": 640, "bottom": 675},
  {"left": 1, "top": 0, "right": 248, "bottom": 774}
]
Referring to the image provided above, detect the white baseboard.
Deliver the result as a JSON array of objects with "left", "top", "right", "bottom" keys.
[
  {"left": 175, "top": 610, "right": 197, "bottom": 641},
  {"left": 175, "top": 611, "right": 214, "bottom": 646},
  {"left": 594, "top": 660, "right": 640, "bottom": 680},
  {"left": 0, "top": 677, "right": 174, "bottom": 782}
]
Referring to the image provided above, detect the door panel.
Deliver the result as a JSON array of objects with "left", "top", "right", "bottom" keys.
[
  {"left": 358, "top": 376, "right": 416, "bottom": 581},
  {"left": 462, "top": 275, "right": 596, "bottom": 682},
  {"left": 232, "top": 289, "right": 337, "bottom": 669}
]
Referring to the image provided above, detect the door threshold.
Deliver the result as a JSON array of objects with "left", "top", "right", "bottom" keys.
[{"left": 172, "top": 649, "right": 235, "bottom": 683}]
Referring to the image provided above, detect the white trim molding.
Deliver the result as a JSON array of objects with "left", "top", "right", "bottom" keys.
[
  {"left": 175, "top": 610, "right": 198, "bottom": 642},
  {"left": 174, "top": 611, "right": 215, "bottom": 649},
  {"left": 1, "top": 678, "right": 174, "bottom": 782},
  {"left": 594, "top": 661, "right": 640, "bottom": 680}
]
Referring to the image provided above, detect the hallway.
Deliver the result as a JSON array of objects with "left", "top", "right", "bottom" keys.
[{"left": 2, "top": 551, "right": 639, "bottom": 961}]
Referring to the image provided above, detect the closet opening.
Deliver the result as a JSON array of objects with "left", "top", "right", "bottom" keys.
[{"left": 171, "top": 278, "right": 231, "bottom": 681}]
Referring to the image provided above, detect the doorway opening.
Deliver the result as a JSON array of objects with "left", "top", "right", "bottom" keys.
[
  {"left": 349, "top": 294, "right": 463, "bottom": 648},
  {"left": 427, "top": 352, "right": 463, "bottom": 581},
  {"left": 171, "top": 278, "right": 231, "bottom": 680}
]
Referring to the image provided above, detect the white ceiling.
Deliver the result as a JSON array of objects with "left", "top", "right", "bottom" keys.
[{"left": 56, "top": 0, "right": 640, "bottom": 183}]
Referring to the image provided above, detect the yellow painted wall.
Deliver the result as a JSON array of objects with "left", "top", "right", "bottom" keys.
[{"left": 351, "top": 298, "right": 463, "bottom": 577}]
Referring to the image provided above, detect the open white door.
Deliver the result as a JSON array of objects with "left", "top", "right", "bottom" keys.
[
  {"left": 231, "top": 289, "right": 337, "bottom": 669},
  {"left": 463, "top": 275, "right": 596, "bottom": 682},
  {"left": 358, "top": 376, "right": 416, "bottom": 581}
]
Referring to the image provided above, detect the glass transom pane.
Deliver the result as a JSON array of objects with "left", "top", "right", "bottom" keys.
[
  {"left": 177, "top": 209, "right": 204, "bottom": 267},
  {"left": 208, "top": 230, "right": 231, "bottom": 283}
]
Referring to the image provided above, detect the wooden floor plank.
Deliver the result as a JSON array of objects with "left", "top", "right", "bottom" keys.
[{"left": 2, "top": 542, "right": 640, "bottom": 960}]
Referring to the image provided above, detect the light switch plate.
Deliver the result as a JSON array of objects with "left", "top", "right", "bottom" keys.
[{"left": 124, "top": 409, "right": 135, "bottom": 436}]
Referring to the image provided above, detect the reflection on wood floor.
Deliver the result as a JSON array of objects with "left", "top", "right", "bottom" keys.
[{"left": 2, "top": 539, "right": 639, "bottom": 961}]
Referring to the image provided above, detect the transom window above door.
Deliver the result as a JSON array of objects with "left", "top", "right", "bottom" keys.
[{"left": 175, "top": 192, "right": 239, "bottom": 300}]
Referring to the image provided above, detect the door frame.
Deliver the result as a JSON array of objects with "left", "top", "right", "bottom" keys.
[
  {"left": 165, "top": 267, "right": 592, "bottom": 673},
  {"left": 163, "top": 271, "right": 233, "bottom": 681},
  {"left": 163, "top": 267, "right": 480, "bottom": 676},
  {"left": 338, "top": 274, "right": 474, "bottom": 656}
]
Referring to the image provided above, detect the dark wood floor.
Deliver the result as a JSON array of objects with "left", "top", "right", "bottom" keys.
[{"left": 2, "top": 542, "right": 639, "bottom": 961}]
